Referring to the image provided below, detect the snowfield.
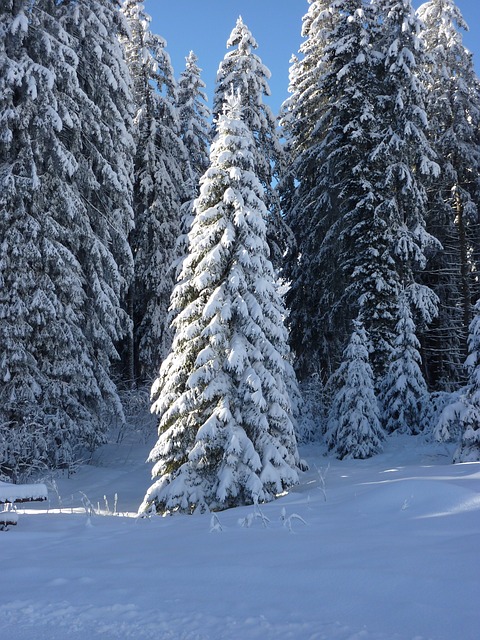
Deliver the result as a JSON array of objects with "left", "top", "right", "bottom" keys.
[{"left": 0, "top": 433, "right": 478, "bottom": 640}]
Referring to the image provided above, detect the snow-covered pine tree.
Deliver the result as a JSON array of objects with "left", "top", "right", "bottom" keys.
[
  {"left": 372, "top": 0, "right": 441, "bottom": 355},
  {"left": 381, "top": 292, "right": 429, "bottom": 434},
  {"left": 139, "top": 90, "right": 302, "bottom": 515},
  {"left": 283, "top": 0, "right": 405, "bottom": 382},
  {"left": 281, "top": 0, "right": 374, "bottom": 380},
  {"left": 280, "top": 0, "right": 333, "bottom": 194},
  {"left": 177, "top": 50, "right": 211, "bottom": 198},
  {"left": 326, "top": 320, "right": 384, "bottom": 459},
  {"left": 417, "top": 0, "right": 480, "bottom": 389},
  {"left": 122, "top": 0, "right": 188, "bottom": 382},
  {"left": 0, "top": 0, "right": 122, "bottom": 476},
  {"left": 433, "top": 294, "right": 480, "bottom": 451},
  {"left": 337, "top": 1, "right": 402, "bottom": 379},
  {"left": 59, "top": 0, "right": 135, "bottom": 423},
  {"left": 0, "top": 0, "right": 61, "bottom": 475},
  {"left": 213, "top": 16, "right": 293, "bottom": 267},
  {"left": 175, "top": 51, "right": 211, "bottom": 279},
  {"left": 281, "top": 1, "right": 333, "bottom": 379},
  {"left": 452, "top": 299, "right": 480, "bottom": 462}
]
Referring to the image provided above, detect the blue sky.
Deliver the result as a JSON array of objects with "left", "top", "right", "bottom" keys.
[{"left": 144, "top": 0, "right": 480, "bottom": 116}]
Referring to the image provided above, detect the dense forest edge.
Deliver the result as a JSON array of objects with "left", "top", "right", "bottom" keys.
[{"left": 1, "top": 0, "right": 480, "bottom": 515}]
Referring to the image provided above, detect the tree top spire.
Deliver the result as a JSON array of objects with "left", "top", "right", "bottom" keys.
[{"left": 223, "top": 86, "right": 243, "bottom": 120}]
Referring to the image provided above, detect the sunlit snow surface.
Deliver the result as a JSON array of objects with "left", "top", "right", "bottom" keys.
[{"left": 0, "top": 434, "right": 478, "bottom": 639}]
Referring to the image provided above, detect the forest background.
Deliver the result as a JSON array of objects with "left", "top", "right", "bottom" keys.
[{"left": 2, "top": 0, "right": 480, "bottom": 511}]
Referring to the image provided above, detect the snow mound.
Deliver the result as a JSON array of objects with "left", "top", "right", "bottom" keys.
[{"left": 0, "top": 481, "right": 48, "bottom": 503}]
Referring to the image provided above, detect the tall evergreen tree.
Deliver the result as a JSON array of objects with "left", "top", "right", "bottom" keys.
[
  {"left": 139, "top": 91, "right": 302, "bottom": 515},
  {"left": 282, "top": 1, "right": 439, "bottom": 457},
  {"left": 282, "top": 0, "right": 405, "bottom": 381},
  {"left": 59, "top": 0, "right": 135, "bottom": 417},
  {"left": 340, "top": 0, "right": 401, "bottom": 378},
  {"left": 177, "top": 50, "right": 210, "bottom": 198},
  {"left": 175, "top": 51, "right": 211, "bottom": 275},
  {"left": 280, "top": 0, "right": 345, "bottom": 381},
  {"left": 286, "top": 0, "right": 440, "bottom": 364},
  {"left": 0, "top": 0, "right": 133, "bottom": 476},
  {"left": 372, "top": 0, "right": 441, "bottom": 347},
  {"left": 213, "top": 16, "right": 292, "bottom": 267},
  {"left": 417, "top": 0, "right": 480, "bottom": 389},
  {"left": 0, "top": 0, "right": 75, "bottom": 474},
  {"left": 326, "top": 321, "right": 384, "bottom": 459},
  {"left": 122, "top": 0, "right": 188, "bottom": 382}
]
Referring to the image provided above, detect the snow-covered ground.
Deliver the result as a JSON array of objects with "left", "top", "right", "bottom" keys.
[{"left": 1, "top": 432, "right": 479, "bottom": 640}]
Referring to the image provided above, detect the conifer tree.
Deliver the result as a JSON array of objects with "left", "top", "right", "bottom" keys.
[
  {"left": 381, "top": 293, "right": 429, "bottom": 434},
  {"left": 452, "top": 299, "right": 480, "bottom": 462},
  {"left": 175, "top": 51, "right": 211, "bottom": 274},
  {"left": 284, "top": 0, "right": 440, "bottom": 381},
  {"left": 326, "top": 321, "right": 384, "bottom": 460},
  {"left": 372, "top": 0, "right": 441, "bottom": 340},
  {"left": 177, "top": 50, "right": 211, "bottom": 197},
  {"left": 139, "top": 91, "right": 302, "bottom": 515},
  {"left": 434, "top": 299, "right": 480, "bottom": 459},
  {"left": 339, "top": 0, "right": 402, "bottom": 378},
  {"left": 283, "top": 1, "right": 393, "bottom": 379},
  {"left": 0, "top": 0, "right": 130, "bottom": 475},
  {"left": 282, "top": 0, "right": 404, "bottom": 382},
  {"left": 213, "top": 17, "right": 292, "bottom": 267},
  {"left": 60, "top": 0, "right": 135, "bottom": 405},
  {"left": 0, "top": 0, "right": 69, "bottom": 474},
  {"left": 417, "top": 0, "right": 480, "bottom": 389},
  {"left": 280, "top": 0, "right": 344, "bottom": 380},
  {"left": 122, "top": 0, "right": 188, "bottom": 381}
]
